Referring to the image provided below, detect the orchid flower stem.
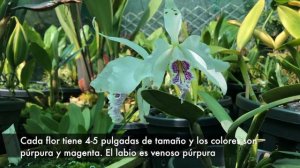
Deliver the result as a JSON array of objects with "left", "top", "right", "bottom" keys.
[
  {"left": 191, "top": 122, "right": 213, "bottom": 168},
  {"left": 240, "top": 56, "right": 258, "bottom": 102},
  {"left": 237, "top": 112, "right": 266, "bottom": 168}
]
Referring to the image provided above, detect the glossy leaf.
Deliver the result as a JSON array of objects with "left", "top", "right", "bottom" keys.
[
  {"left": 41, "top": 116, "right": 59, "bottom": 132},
  {"left": 262, "top": 84, "right": 300, "bottom": 103},
  {"left": 82, "top": 108, "right": 91, "bottom": 131},
  {"left": 141, "top": 89, "right": 204, "bottom": 123},
  {"left": 67, "top": 104, "right": 85, "bottom": 134},
  {"left": 237, "top": 0, "right": 265, "bottom": 50},
  {"left": 59, "top": 115, "right": 70, "bottom": 134},
  {"left": 199, "top": 91, "right": 247, "bottom": 141},
  {"left": 20, "top": 59, "right": 36, "bottom": 88},
  {"left": 30, "top": 43, "right": 52, "bottom": 72},
  {"left": 278, "top": 5, "right": 300, "bottom": 39}
]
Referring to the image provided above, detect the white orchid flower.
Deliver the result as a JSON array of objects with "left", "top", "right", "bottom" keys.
[
  {"left": 91, "top": 0, "right": 229, "bottom": 123},
  {"left": 145, "top": 0, "right": 229, "bottom": 98}
]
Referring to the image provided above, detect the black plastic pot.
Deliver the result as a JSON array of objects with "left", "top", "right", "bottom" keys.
[
  {"left": 113, "top": 122, "right": 148, "bottom": 150},
  {"left": 145, "top": 96, "right": 232, "bottom": 140},
  {"left": 0, "top": 97, "right": 25, "bottom": 154},
  {"left": 168, "top": 146, "right": 268, "bottom": 168},
  {"left": 0, "top": 89, "right": 46, "bottom": 102},
  {"left": 145, "top": 96, "right": 232, "bottom": 168},
  {"left": 236, "top": 92, "right": 300, "bottom": 151},
  {"left": 43, "top": 87, "right": 82, "bottom": 102}
]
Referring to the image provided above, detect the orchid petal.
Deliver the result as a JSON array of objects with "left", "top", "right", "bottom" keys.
[
  {"left": 91, "top": 57, "right": 144, "bottom": 94},
  {"left": 164, "top": 0, "right": 182, "bottom": 43},
  {"left": 181, "top": 35, "right": 229, "bottom": 72},
  {"left": 180, "top": 47, "right": 228, "bottom": 94},
  {"left": 99, "top": 33, "right": 150, "bottom": 59},
  {"left": 107, "top": 93, "right": 126, "bottom": 123},
  {"left": 149, "top": 39, "right": 173, "bottom": 88}
]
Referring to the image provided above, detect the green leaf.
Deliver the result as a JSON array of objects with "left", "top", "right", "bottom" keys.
[
  {"left": 22, "top": 22, "right": 44, "bottom": 48},
  {"left": 67, "top": 104, "right": 85, "bottom": 134},
  {"left": 91, "top": 93, "right": 113, "bottom": 134},
  {"left": 85, "top": 0, "right": 113, "bottom": 36},
  {"left": 58, "top": 115, "right": 70, "bottom": 134},
  {"left": 29, "top": 43, "right": 52, "bottom": 72},
  {"left": 262, "top": 84, "right": 300, "bottom": 103},
  {"left": 43, "top": 25, "right": 58, "bottom": 50},
  {"left": 40, "top": 116, "right": 59, "bottom": 132},
  {"left": 275, "top": 0, "right": 292, "bottom": 4},
  {"left": 20, "top": 59, "right": 36, "bottom": 88},
  {"left": 278, "top": 5, "right": 300, "bottom": 39},
  {"left": 237, "top": 0, "right": 265, "bottom": 50},
  {"left": 24, "top": 119, "right": 44, "bottom": 134},
  {"left": 198, "top": 91, "right": 247, "bottom": 141},
  {"left": 141, "top": 89, "right": 204, "bottom": 123},
  {"left": 82, "top": 108, "right": 91, "bottom": 131}
]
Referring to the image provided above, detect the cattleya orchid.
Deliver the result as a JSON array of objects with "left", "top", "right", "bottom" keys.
[{"left": 91, "top": 0, "right": 229, "bottom": 123}]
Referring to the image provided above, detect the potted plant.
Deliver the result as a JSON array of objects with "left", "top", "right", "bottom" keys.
[
  {"left": 90, "top": 0, "right": 231, "bottom": 139},
  {"left": 227, "top": 0, "right": 300, "bottom": 151},
  {"left": 0, "top": 0, "right": 27, "bottom": 156}
]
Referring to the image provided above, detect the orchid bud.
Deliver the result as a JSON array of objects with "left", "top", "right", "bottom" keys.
[{"left": 6, "top": 17, "right": 28, "bottom": 69}]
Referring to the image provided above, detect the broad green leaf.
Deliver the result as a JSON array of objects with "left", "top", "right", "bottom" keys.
[
  {"left": 91, "top": 93, "right": 113, "bottom": 134},
  {"left": 278, "top": 5, "right": 300, "bottom": 39},
  {"left": 24, "top": 119, "right": 44, "bottom": 134},
  {"left": 43, "top": 25, "right": 58, "bottom": 50},
  {"left": 30, "top": 43, "right": 52, "bottom": 72},
  {"left": 237, "top": 0, "right": 265, "bottom": 50},
  {"left": 262, "top": 84, "right": 300, "bottom": 103},
  {"left": 40, "top": 116, "right": 59, "bottom": 132},
  {"left": 67, "top": 104, "right": 85, "bottom": 133},
  {"left": 198, "top": 91, "right": 247, "bottom": 142},
  {"left": 20, "top": 59, "right": 36, "bottom": 88},
  {"left": 99, "top": 33, "right": 149, "bottom": 59},
  {"left": 58, "top": 115, "right": 70, "bottom": 134},
  {"left": 23, "top": 22, "right": 44, "bottom": 48},
  {"left": 141, "top": 89, "right": 204, "bottom": 123},
  {"left": 85, "top": 0, "right": 113, "bottom": 36},
  {"left": 275, "top": 0, "right": 292, "bottom": 4},
  {"left": 164, "top": 0, "right": 182, "bottom": 43},
  {"left": 82, "top": 108, "right": 91, "bottom": 131}
]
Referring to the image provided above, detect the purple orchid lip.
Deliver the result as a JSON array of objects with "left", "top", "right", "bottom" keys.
[
  {"left": 171, "top": 60, "right": 193, "bottom": 100},
  {"left": 107, "top": 93, "right": 127, "bottom": 123}
]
